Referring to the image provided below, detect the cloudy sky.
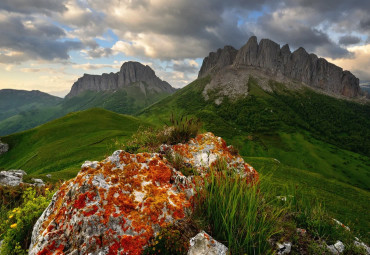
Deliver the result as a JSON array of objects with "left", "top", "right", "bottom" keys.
[{"left": 0, "top": 0, "right": 369, "bottom": 97}]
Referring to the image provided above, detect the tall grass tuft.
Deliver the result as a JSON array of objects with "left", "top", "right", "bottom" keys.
[
  {"left": 194, "top": 162, "right": 284, "bottom": 254},
  {"left": 165, "top": 113, "right": 202, "bottom": 144}
]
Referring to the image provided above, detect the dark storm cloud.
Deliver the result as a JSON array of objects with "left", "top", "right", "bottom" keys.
[
  {"left": 0, "top": 15, "right": 82, "bottom": 63},
  {"left": 0, "top": 0, "right": 67, "bottom": 15},
  {"left": 251, "top": 13, "right": 352, "bottom": 59},
  {"left": 339, "top": 35, "right": 361, "bottom": 46}
]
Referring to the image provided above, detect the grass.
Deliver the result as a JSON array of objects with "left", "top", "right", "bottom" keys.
[
  {"left": 0, "top": 108, "right": 147, "bottom": 180},
  {"left": 246, "top": 156, "right": 370, "bottom": 243}
]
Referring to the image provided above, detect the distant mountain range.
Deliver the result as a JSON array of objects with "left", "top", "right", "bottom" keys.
[{"left": 0, "top": 62, "right": 176, "bottom": 135}]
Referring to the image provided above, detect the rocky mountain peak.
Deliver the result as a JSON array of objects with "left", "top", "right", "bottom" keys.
[
  {"left": 199, "top": 36, "right": 362, "bottom": 98},
  {"left": 66, "top": 61, "right": 175, "bottom": 98}
]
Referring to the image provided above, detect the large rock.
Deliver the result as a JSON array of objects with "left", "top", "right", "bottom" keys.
[
  {"left": 199, "top": 36, "right": 362, "bottom": 98},
  {"left": 0, "top": 140, "right": 8, "bottom": 155},
  {"left": 0, "top": 170, "right": 26, "bottom": 186},
  {"left": 29, "top": 133, "right": 258, "bottom": 254},
  {"left": 66, "top": 61, "right": 176, "bottom": 98}
]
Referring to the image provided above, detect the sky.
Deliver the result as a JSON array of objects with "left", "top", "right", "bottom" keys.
[{"left": 0, "top": 0, "right": 369, "bottom": 97}]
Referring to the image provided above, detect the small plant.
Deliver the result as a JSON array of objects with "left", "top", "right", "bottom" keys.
[
  {"left": 0, "top": 186, "right": 55, "bottom": 255},
  {"left": 164, "top": 151, "right": 197, "bottom": 177},
  {"left": 164, "top": 113, "right": 202, "bottom": 145},
  {"left": 143, "top": 223, "right": 192, "bottom": 255}
]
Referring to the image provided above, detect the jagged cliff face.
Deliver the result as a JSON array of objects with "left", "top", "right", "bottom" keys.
[
  {"left": 66, "top": 61, "right": 176, "bottom": 98},
  {"left": 199, "top": 36, "right": 361, "bottom": 98}
]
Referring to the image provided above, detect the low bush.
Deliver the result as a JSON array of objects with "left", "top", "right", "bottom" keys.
[{"left": 0, "top": 186, "right": 55, "bottom": 255}]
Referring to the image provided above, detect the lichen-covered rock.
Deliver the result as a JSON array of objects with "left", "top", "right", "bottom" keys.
[
  {"left": 160, "top": 132, "right": 258, "bottom": 182},
  {"left": 29, "top": 133, "right": 258, "bottom": 254},
  {"left": 29, "top": 152, "right": 193, "bottom": 255},
  {"left": 0, "top": 170, "right": 26, "bottom": 186},
  {"left": 188, "top": 231, "right": 228, "bottom": 255}
]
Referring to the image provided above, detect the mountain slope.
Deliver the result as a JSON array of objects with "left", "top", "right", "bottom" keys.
[
  {"left": 0, "top": 62, "right": 175, "bottom": 136},
  {"left": 0, "top": 108, "right": 147, "bottom": 180},
  {"left": 140, "top": 76, "right": 370, "bottom": 190},
  {"left": 0, "top": 89, "right": 62, "bottom": 122}
]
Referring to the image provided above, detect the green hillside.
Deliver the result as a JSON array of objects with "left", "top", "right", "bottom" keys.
[
  {"left": 0, "top": 108, "right": 147, "bottom": 180},
  {"left": 140, "top": 76, "right": 370, "bottom": 190},
  {"left": 0, "top": 89, "right": 61, "bottom": 123},
  {"left": 0, "top": 85, "right": 171, "bottom": 136}
]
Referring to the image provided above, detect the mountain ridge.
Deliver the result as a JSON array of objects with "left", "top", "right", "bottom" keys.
[
  {"left": 66, "top": 61, "right": 176, "bottom": 98},
  {"left": 199, "top": 36, "right": 362, "bottom": 98}
]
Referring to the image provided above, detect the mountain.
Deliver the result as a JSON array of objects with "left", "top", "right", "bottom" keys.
[
  {"left": 0, "top": 62, "right": 175, "bottom": 136},
  {"left": 0, "top": 89, "right": 62, "bottom": 122},
  {"left": 66, "top": 61, "right": 175, "bottom": 98},
  {"left": 199, "top": 36, "right": 362, "bottom": 98}
]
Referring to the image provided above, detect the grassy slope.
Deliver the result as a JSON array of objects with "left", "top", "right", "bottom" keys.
[
  {"left": 249, "top": 156, "right": 370, "bottom": 242},
  {"left": 0, "top": 108, "right": 147, "bottom": 181},
  {"left": 140, "top": 76, "right": 370, "bottom": 238},
  {"left": 0, "top": 85, "right": 171, "bottom": 136}
]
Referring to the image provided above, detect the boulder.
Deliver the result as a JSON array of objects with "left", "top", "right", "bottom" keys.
[
  {"left": 0, "top": 170, "right": 26, "bottom": 186},
  {"left": 188, "top": 231, "right": 228, "bottom": 255},
  {"left": 29, "top": 133, "right": 258, "bottom": 254}
]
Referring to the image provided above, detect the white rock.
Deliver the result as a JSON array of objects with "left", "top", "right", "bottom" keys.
[
  {"left": 334, "top": 241, "right": 345, "bottom": 253},
  {"left": 354, "top": 240, "right": 370, "bottom": 254},
  {"left": 0, "top": 169, "right": 26, "bottom": 186},
  {"left": 188, "top": 231, "right": 228, "bottom": 255},
  {"left": 46, "top": 174, "right": 52, "bottom": 178},
  {"left": 277, "top": 242, "right": 292, "bottom": 254},
  {"left": 327, "top": 241, "right": 345, "bottom": 254},
  {"left": 32, "top": 178, "right": 44, "bottom": 187}
]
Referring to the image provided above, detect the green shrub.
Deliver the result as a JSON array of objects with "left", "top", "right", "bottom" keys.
[
  {"left": 164, "top": 113, "right": 202, "bottom": 145},
  {"left": 0, "top": 187, "right": 54, "bottom": 255}
]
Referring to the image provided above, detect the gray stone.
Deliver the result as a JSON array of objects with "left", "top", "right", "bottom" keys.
[
  {"left": 31, "top": 178, "right": 44, "bottom": 187},
  {"left": 199, "top": 36, "right": 362, "bottom": 98},
  {"left": 188, "top": 231, "right": 228, "bottom": 255},
  {"left": 354, "top": 239, "right": 370, "bottom": 254},
  {"left": 277, "top": 242, "right": 292, "bottom": 254},
  {"left": 327, "top": 241, "right": 345, "bottom": 254},
  {"left": 66, "top": 61, "right": 176, "bottom": 98},
  {"left": 0, "top": 170, "right": 26, "bottom": 186},
  {"left": 46, "top": 174, "right": 52, "bottom": 179},
  {"left": 0, "top": 140, "right": 9, "bottom": 155}
]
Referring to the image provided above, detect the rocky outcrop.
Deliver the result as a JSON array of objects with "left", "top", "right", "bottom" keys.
[
  {"left": 188, "top": 231, "right": 228, "bottom": 255},
  {"left": 66, "top": 61, "right": 176, "bottom": 98},
  {"left": 0, "top": 140, "right": 8, "bottom": 155},
  {"left": 199, "top": 36, "right": 362, "bottom": 98},
  {"left": 29, "top": 133, "right": 258, "bottom": 254},
  {"left": 198, "top": 46, "right": 238, "bottom": 78},
  {"left": 0, "top": 170, "right": 26, "bottom": 186}
]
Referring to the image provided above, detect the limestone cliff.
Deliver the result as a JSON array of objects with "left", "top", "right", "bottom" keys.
[
  {"left": 66, "top": 61, "right": 176, "bottom": 98},
  {"left": 199, "top": 36, "right": 361, "bottom": 98}
]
